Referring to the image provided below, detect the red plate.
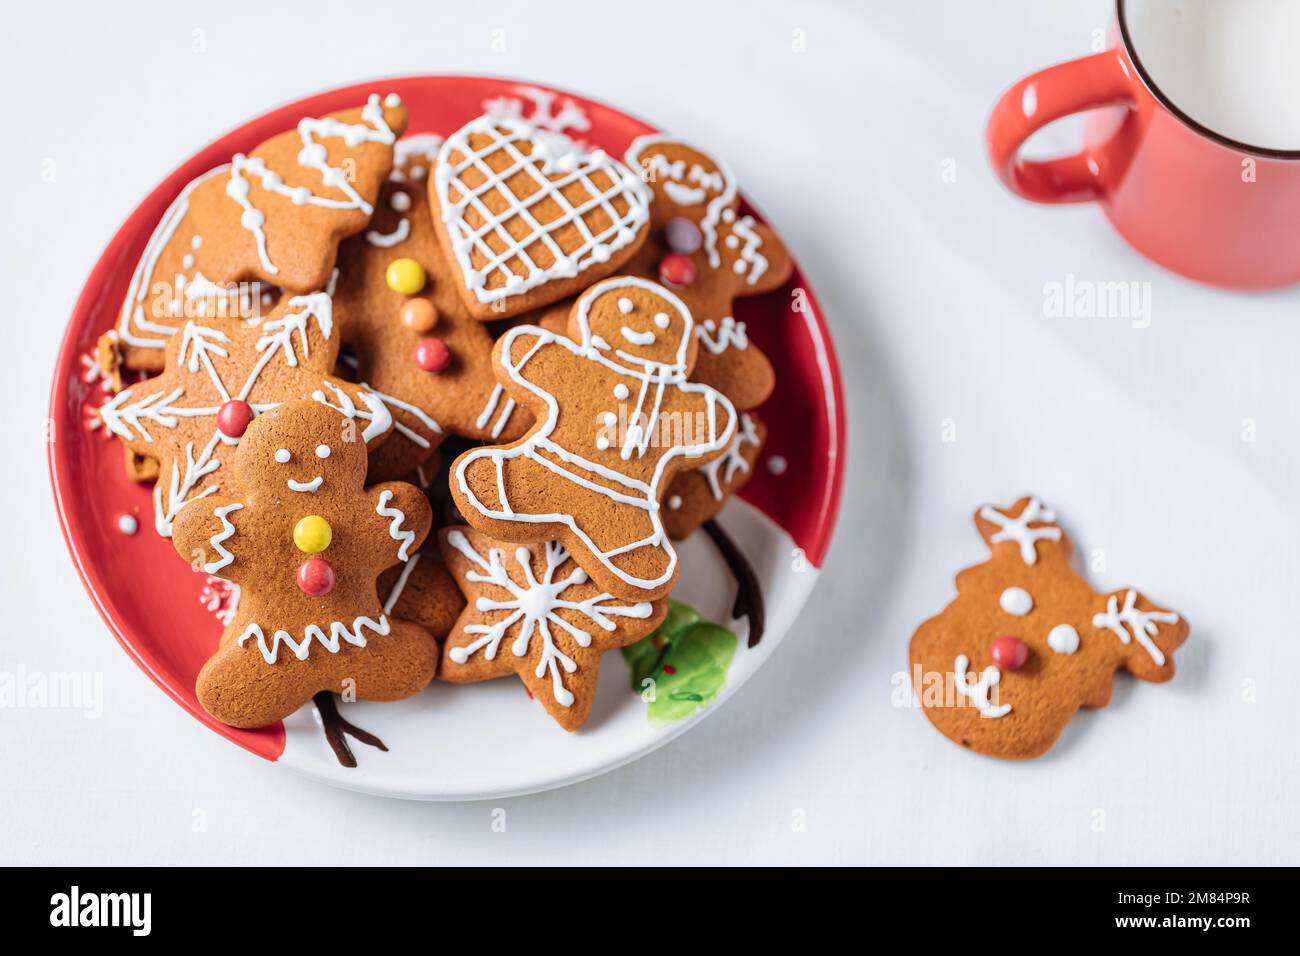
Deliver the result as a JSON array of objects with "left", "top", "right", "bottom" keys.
[{"left": 48, "top": 75, "right": 845, "bottom": 765}]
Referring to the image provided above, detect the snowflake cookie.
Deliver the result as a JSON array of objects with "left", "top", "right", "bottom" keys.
[
  {"left": 439, "top": 526, "right": 666, "bottom": 730},
  {"left": 909, "top": 495, "right": 1190, "bottom": 759}
]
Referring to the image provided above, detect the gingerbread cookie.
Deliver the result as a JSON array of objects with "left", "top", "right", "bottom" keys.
[
  {"left": 99, "top": 293, "right": 392, "bottom": 535},
  {"left": 377, "top": 550, "right": 465, "bottom": 639},
  {"left": 186, "top": 94, "right": 408, "bottom": 294},
  {"left": 106, "top": 165, "right": 276, "bottom": 373},
  {"left": 624, "top": 136, "right": 793, "bottom": 410},
  {"left": 332, "top": 133, "right": 530, "bottom": 481},
  {"left": 910, "top": 496, "right": 1190, "bottom": 759},
  {"left": 171, "top": 401, "right": 435, "bottom": 728},
  {"left": 439, "top": 526, "right": 666, "bottom": 730},
  {"left": 430, "top": 114, "right": 651, "bottom": 319},
  {"left": 663, "top": 412, "right": 765, "bottom": 540},
  {"left": 450, "top": 276, "right": 738, "bottom": 601}
]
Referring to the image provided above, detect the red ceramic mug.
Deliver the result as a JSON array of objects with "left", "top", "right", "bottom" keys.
[{"left": 987, "top": 0, "right": 1300, "bottom": 289}]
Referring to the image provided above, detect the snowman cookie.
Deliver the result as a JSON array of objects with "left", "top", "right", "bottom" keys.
[
  {"left": 171, "top": 401, "right": 436, "bottom": 729},
  {"left": 450, "top": 276, "right": 738, "bottom": 601},
  {"left": 332, "top": 133, "right": 530, "bottom": 481},
  {"left": 910, "top": 496, "right": 1190, "bottom": 759}
]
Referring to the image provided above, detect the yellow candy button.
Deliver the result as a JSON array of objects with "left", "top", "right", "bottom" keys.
[
  {"left": 294, "top": 515, "right": 332, "bottom": 554},
  {"left": 385, "top": 257, "right": 426, "bottom": 295}
]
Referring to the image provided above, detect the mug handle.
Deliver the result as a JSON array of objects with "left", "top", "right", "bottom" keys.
[{"left": 986, "top": 50, "right": 1135, "bottom": 203}]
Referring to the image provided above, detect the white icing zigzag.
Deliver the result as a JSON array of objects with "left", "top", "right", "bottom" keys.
[
  {"left": 376, "top": 490, "right": 415, "bottom": 561},
  {"left": 204, "top": 502, "right": 243, "bottom": 574},
  {"left": 238, "top": 615, "right": 391, "bottom": 665},
  {"left": 698, "top": 412, "right": 760, "bottom": 500},
  {"left": 446, "top": 531, "right": 652, "bottom": 707},
  {"left": 1093, "top": 589, "right": 1180, "bottom": 666}
]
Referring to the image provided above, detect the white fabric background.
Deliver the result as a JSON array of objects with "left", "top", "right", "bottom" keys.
[{"left": 3, "top": 0, "right": 1297, "bottom": 865}]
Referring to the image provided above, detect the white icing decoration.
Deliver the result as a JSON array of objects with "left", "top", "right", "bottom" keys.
[
  {"left": 350, "top": 382, "right": 439, "bottom": 448},
  {"left": 227, "top": 94, "right": 400, "bottom": 276},
  {"left": 667, "top": 495, "right": 682, "bottom": 510},
  {"left": 287, "top": 475, "right": 322, "bottom": 493},
  {"left": 474, "top": 383, "right": 518, "bottom": 440},
  {"left": 625, "top": 135, "right": 737, "bottom": 269},
  {"left": 365, "top": 217, "right": 411, "bottom": 247},
  {"left": 621, "top": 326, "right": 655, "bottom": 346},
  {"left": 1047, "top": 623, "right": 1080, "bottom": 655},
  {"left": 315, "top": 444, "right": 331, "bottom": 458},
  {"left": 613, "top": 383, "right": 630, "bottom": 401},
  {"left": 204, "top": 503, "right": 243, "bottom": 573},
  {"left": 697, "top": 412, "right": 759, "bottom": 500},
  {"left": 376, "top": 489, "right": 415, "bottom": 561},
  {"left": 274, "top": 448, "right": 291, "bottom": 463},
  {"left": 435, "top": 115, "right": 650, "bottom": 303},
  {"left": 696, "top": 316, "right": 748, "bottom": 355},
  {"left": 954, "top": 654, "right": 1011, "bottom": 718},
  {"left": 239, "top": 615, "right": 390, "bottom": 664},
  {"left": 999, "top": 586, "right": 1033, "bottom": 617},
  {"left": 728, "top": 214, "right": 769, "bottom": 285},
  {"left": 311, "top": 380, "right": 393, "bottom": 443},
  {"left": 617, "top": 296, "right": 635, "bottom": 314},
  {"left": 979, "top": 497, "right": 1060, "bottom": 565},
  {"left": 1092, "top": 590, "right": 1179, "bottom": 666},
  {"left": 389, "top": 190, "right": 411, "bottom": 212},
  {"left": 767, "top": 455, "right": 787, "bottom": 475},
  {"left": 446, "top": 531, "right": 651, "bottom": 707},
  {"left": 453, "top": 276, "right": 736, "bottom": 591},
  {"left": 117, "top": 514, "right": 138, "bottom": 535},
  {"left": 482, "top": 85, "right": 591, "bottom": 136},
  {"left": 382, "top": 554, "right": 421, "bottom": 615},
  {"left": 653, "top": 312, "right": 670, "bottom": 329}
]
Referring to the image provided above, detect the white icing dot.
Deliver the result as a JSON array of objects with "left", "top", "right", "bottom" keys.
[
  {"left": 613, "top": 383, "right": 630, "bottom": 401},
  {"left": 733, "top": 260, "right": 746, "bottom": 274},
  {"left": 389, "top": 190, "right": 411, "bottom": 212},
  {"left": 385, "top": 93, "right": 402, "bottom": 107},
  {"left": 999, "top": 587, "right": 1033, "bottom": 616},
  {"left": 315, "top": 444, "right": 331, "bottom": 459},
  {"left": 1047, "top": 623, "right": 1080, "bottom": 655},
  {"left": 617, "top": 297, "right": 635, "bottom": 314},
  {"left": 596, "top": 435, "right": 611, "bottom": 451},
  {"left": 722, "top": 209, "right": 736, "bottom": 222},
  {"left": 603, "top": 412, "right": 617, "bottom": 427},
  {"left": 274, "top": 448, "right": 291, "bottom": 463},
  {"left": 725, "top": 235, "right": 739, "bottom": 249},
  {"left": 668, "top": 495, "right": 683, "bottom": 510},
  {"left": 117, "top": 514, "right": 138, "bottom": 535},
  {"left": 190, "top": 235, "right": 202, "bottom": 250},
  {"left": 182, "top": 254, "right": 195, "bottom": 270},
  {"left": 766, "top": 455, "right": 787, "bottom": 475},
  {"left": 654, "top": 312, "right": 670, "bottom": 329}
]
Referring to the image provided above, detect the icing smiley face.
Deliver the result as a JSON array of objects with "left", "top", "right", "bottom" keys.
[
  {"left": 574, "top": 276, "right": 695, "bottom": 372},
  {"left": 909, "top": 495, "right": 1189, "bottom": 759},
  {"left": 628, "top": 138, "right": 735, "bottom": 230},
  {"left": 237, "top": 402, "right": 369, "bottom": 499}
]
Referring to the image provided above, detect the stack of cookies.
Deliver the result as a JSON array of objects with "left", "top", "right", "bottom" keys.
[{"left": 98, "top": 91, "right": 792, "bottom": 737}]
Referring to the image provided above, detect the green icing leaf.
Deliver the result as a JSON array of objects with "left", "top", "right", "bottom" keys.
[{"left": 621, "top": 600, "right": 737, "bottom": 727}]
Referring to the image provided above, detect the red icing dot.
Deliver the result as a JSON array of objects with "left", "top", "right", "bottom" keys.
[
  {"left": 990, "top": 635, "right": 1029, "bottom": 670},
  {"left": 662, "top": 664, "right": 677, "bottom": 675},
  {"left": 216, "top": 399, "right": 254, "bottom": 438},
  {"left": 414, "top": 337, "right": 452, "bottom": 372},
  {"left": 658, "top": 253, "right": 697, "bottom": 287},
  {"left": 297, "top": 557, "right": 336, "bottom": 596}
]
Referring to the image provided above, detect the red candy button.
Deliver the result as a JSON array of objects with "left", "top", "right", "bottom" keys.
[
  {"left": 414, "top": 337, "right": 451, "bottom": 372},
  {"left": 216, "top": 399, "right": 254, "bottom": 438},
  {"left": 990, "top": 635, "right": 1029, "bottom": 670},
  {"left": 297, "top": 557, "right": 336, "bottom": 596},
  {"left": 658, "top": 253, "right": 697, "bottom": 286}
]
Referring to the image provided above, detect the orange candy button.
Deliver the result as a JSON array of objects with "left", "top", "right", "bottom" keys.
[{"left": 401, "top": 298, "right": 437, "bottom": 332}]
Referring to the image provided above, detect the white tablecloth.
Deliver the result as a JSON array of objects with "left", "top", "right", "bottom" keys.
[{"left": 3, "top": 0, "right": 1296, "bottom": 865}]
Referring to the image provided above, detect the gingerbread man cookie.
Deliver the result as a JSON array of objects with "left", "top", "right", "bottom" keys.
[
  {"left": 171, "top": 401, "right": 435, "bottom": 729},
  {"left": 186, "top": 94, "right": 408, "bottom": 294},
  {"left": 450, "top": 276, "right": 738, "bottom": 601},
  {"left": 431, "top": 113, "right": 651, "bottom": 320},
  {"left": 910, "top": 496, "right": 1190, "bottom": 759},
  {"left": 99, "top": 293, "right": 392, "bottom": 536},
  {"left": 623, "top": 135, "right": 793, "bottom": 410},
  {"left": 332, "top": 133, "right": 530, "bottom": 481},
  {"left": 439, "top": 526, "right": 666, "bottom": 730}
]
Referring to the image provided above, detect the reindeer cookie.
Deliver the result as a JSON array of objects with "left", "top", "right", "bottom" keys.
[
  {"left": 171, "top": 401, "right": 435, "bottom": 728},
  {"left": 910, "top": 496, "right": 1190, "bottom": 759},
  {"left": 439, "top": 526, "right": 666, "bottom": 730},
  {"left": 431, "top": 113, "right": 651, "bottom": 319},
  {"left": 332, "top": 133, "right": 530, "bottom": 481},
  {"left": 99, "top": 293, "right": 392, "bottom": 536},
  {"left": 186, "top": 94, "right": 408, "bottom": 294},
  {"left": 450, "top": 276, "right": 738, "bottom": 601},
  {"left": 623, "top": 136, "right": 793, "bottom": 410}
]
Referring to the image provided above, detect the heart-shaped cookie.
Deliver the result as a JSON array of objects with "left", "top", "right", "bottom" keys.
[{"left": 431, "top": 115, "right": 650, "bottom": 319}]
